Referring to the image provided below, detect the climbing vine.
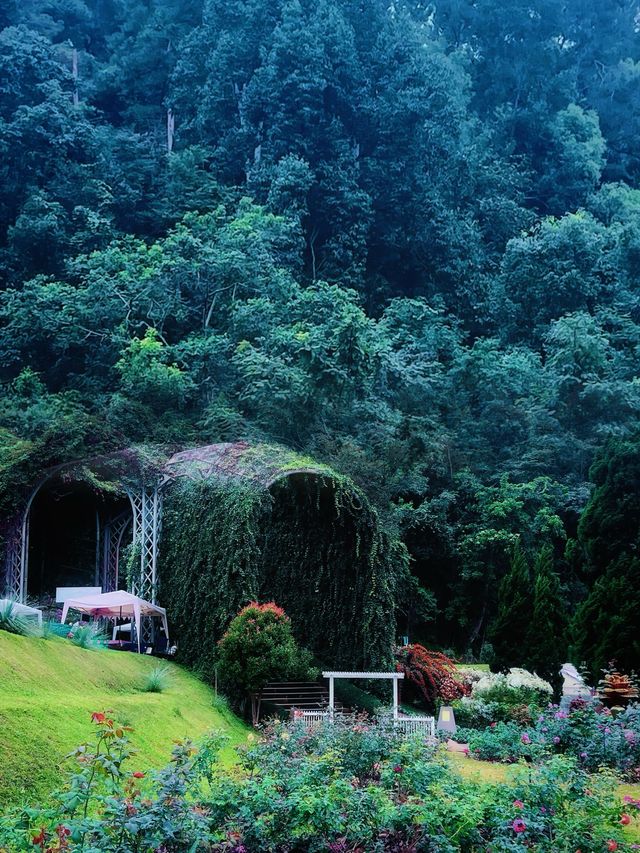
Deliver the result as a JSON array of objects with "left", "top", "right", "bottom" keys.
[{"left": 158, "top": 460, "right": 399, "bottom": 677}]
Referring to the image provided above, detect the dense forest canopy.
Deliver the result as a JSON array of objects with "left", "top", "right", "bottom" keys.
[{"left": 1, "top": 0, "right": 640, "bottom": 675}]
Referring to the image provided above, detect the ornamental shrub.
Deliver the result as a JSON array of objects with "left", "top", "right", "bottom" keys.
[
  {"left": 217, "top": 601, "right": 314, "bottom": 725},
  {"left": 453, "top": 721, "right": 545, "bottom": 763},
  {"left": 450, "top": 668, "right": 553, "bottom": 729},
  {"left": 0, "top": 600, "right": 39, "bottom": 637},
  {"left": 394, "top": 644, "right": 469, "bottom": 709},
  {"left": 531, "top": 700, "right": 640, "bottom": 778}
]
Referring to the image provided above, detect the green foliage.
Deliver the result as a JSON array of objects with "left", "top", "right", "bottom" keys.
[
  {"left": 143, "top": 665, "right": 172, "bottom": 694},
  {"left": 0, "top": 600, "right": 38, "bottom": 637},
  {"left": 158, "top": 461, "right": 398, "bottom": 678},
  {"left": 116, "top": 329, "right": 192, "bottom": 410},
  {"left": 3, "top": 0, "right": 640, "bottom": 680},
  {"left": 217, "top": 602, "right": 311, "bottom": 724},
  {"left": 456, "top": 699, "right": 640, "bottom": 780},
  {"left": 526, "top": 547, "right": 568, "bottom": 689},
  {"left": 455, "top": 722, "right": 543, "bottom": 764},
  {"left": 490, "top": 545, "right": 532, "bottom": 673},
  {"left": 0, "top": 714, "right": 634, "bottom": 851},
  {"left": 572, "top": 438, "right": 640, "bottom": 678},
  {"left": 67, "top": 623, "right": 107, "bottom": 650}
]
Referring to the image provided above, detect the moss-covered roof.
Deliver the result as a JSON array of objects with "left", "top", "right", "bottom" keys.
[
  {"left": 163, "top": 442, "right": 338, "bottom": 488},
  {"left": 27, "top": 443, "right": 344, "bottom": 499}
]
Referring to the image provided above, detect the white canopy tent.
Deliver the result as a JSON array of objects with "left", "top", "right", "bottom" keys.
[
  {"left": 61, "top": 590, "right": 169, "bottom": 653},
  {"left": 0, "top": 599, "right": 42, "bottom": 626}
]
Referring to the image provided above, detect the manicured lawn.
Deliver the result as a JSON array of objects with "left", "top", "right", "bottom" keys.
[{"left": 0, "top": 630, "right": 249, "bottom": 809}]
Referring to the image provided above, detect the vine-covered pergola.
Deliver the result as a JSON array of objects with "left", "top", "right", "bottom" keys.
[{"left": 1, "top": 442, "right": 398, "bottom": 668}]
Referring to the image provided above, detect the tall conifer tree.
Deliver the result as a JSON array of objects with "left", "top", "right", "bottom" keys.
[{"left": 490, "top": 543, "right": 531, "bottom": 672}]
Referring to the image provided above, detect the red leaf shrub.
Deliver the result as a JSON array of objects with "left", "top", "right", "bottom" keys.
[{"left": 394, "top": 644, "right": 469, "bottom": 707}]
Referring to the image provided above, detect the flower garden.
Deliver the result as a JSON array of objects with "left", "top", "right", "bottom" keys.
[
  {"left": 1, "top": 602, "right": 640, "bottom": 851},
  {"left": 1, "top": 613, "right": 640, "bottom": 853},
  {"left": 0, "top": 710, "right": 638, "bottom": 852}
]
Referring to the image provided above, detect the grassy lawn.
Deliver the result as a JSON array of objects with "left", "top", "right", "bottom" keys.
[{"left": 0, "top": 630, "right": 249, "bottom": 810}]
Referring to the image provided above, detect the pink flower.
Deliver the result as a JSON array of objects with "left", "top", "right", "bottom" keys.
[
  {"left": 607, "top": 841, "right": 618, "bottom": 852},
  {"left": 512, "top": 818, "right": 526, "bottom": 834},
  {"left": 553, "top": 736, "right": 561, "bottom": 744},
  {"left": 620, "top": 814, "right": 631, "bottom": 826},
  {"left": 521, "top": 733, "right": 531, "bottom": 744},
  {"left": 393, "top": 764, "right": 403, "bottom": 773},
  {"left": 513, "top": 800, "right": 524, "bottom": 809}
]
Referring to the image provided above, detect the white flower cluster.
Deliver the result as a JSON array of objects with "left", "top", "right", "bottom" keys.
[{"left": 473, "top": 667, "right": 553, "bottom": 696}]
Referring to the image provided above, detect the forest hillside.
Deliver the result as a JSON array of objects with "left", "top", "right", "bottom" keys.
[{"left": 1, "top": 0, "right": 640, "bottom": 675}]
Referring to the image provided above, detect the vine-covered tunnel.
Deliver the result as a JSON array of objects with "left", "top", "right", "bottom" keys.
[
  {"left": 3, "top": 443, "right": 399, "bottom": 670},
  {"left": 158, "top": 443, "right": 398, "bottom": 674}
]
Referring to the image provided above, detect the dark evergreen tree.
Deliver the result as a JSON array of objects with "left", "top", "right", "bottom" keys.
[
  {"left": 489, "top": 544, "right": 532, "bottom": 672},
  {"left": 572, "top": 438, "right": 640, "bottom": 678},
  {"left": 526, "top": 546, "right": 568, "bottom": 690}
]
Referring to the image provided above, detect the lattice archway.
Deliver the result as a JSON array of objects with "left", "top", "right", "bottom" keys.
[{"left": 2, "top": 456, "right": 163, "bottom": 606}]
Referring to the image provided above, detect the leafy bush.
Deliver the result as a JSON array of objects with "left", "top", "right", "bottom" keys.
[
  {"left": 218, "top": 601, "right": 315, "bottom": 724},
  {"left": 473, "top": 668, "right": 552, "bottom": 700},
  {"left": 395, "top": 644, "right": 469, "bottom": 708},
  {"left": 0, "top": 713, "right": 635, "bottom": 852},
  {"left": 66, "top": 623, "right": 107, "bottom": 650},
  {"left": 143, "top": 664, "right": 172, "bottom": 693},
  {"left": 531, "top": 700, "right": 640, "bottom": 778},
  {"left": 450, "top": 668, "right": 553, "bottom": 730},
  {"left": 454, "top": 721, "right": 545, "bottom": 763},
  {"left": 453, "top": 699, "right": 640, "bottom": 778}
]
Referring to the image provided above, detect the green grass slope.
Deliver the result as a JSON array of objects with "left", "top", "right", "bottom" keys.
[{"left": 0, "top": 631, "right": 248, "bottom": 809}]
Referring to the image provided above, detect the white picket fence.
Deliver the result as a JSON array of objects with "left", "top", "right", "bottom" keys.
[
  {"left": 292, "top": 710, "right": 329, "bottom": 726},
  {"left": 393, "top": 715, "right": 435, "bottom": 737},
  {"left": 291, "top": 709, "right": 435, "bottom": 737}
]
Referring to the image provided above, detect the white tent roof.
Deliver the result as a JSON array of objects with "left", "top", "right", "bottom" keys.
[
  {"left": 61, "top": 590, "right": 169, "bottom": 651},
  {"left": 0, "top": 599, "right": 42, "bottom": 625}
]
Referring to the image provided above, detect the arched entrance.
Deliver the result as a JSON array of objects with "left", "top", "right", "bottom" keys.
[
  {"left": 26, "top": 477, "right": 130, "bottom": 599},
  {"left": 2, "top": 451, "right": 162, "bottom": 607}
]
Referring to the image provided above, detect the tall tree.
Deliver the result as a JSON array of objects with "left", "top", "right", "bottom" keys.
[
  {"left": 526, "top": 546, "right": 568, "bottom": 690},
  {"left": 490, "top": 544, "right": 532, "bottom": 672}
]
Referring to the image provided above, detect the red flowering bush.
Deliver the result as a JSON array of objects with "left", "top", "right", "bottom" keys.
[
  {"left": 217, "top": 602, "right": 314, "bottom": 725},
  {"left": 394, "top": 644, "right": 469, "bottom": 708}
]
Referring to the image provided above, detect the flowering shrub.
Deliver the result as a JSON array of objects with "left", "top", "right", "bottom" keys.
[
  {"left": 530, "top": 700, "right": 640, "bottom": 778},
  {"left": 453, "top": 721, "right": 545, "bottom": 763},
  {"left": 217, "top": 601, "right": 314, "bottom": 725},
  {"left": 473, "top": 668, "right": 552, "bottom": 700},
  {"left": 452, "top": 700, "right": 640, "bottom": 779},
  {"left": 449, "top": 668, "right": 553, "bottom": 731},
  {"left": 0, "top": 712, "right": 636, "bottom": 851},
  {"left": 394, "top": 644, "right": 469, "bottom": 707}
]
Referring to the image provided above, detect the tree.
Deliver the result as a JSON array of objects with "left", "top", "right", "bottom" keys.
[
  {"left": 489, "top": 544, "right": 532, "bottom": 672},
  {"left": 217, "top": 601, "right": 311, "bottom": 725},
  {"left": 571, "top": 438, "right": 640, "bottom": 678},
  {"left": 525, "top": 546, "right": 568, "bottom": 690}
]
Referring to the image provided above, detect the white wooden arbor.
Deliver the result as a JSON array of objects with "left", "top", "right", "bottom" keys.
[{"left": 323, "top": 671, "right": 404, "bottom": 719}]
